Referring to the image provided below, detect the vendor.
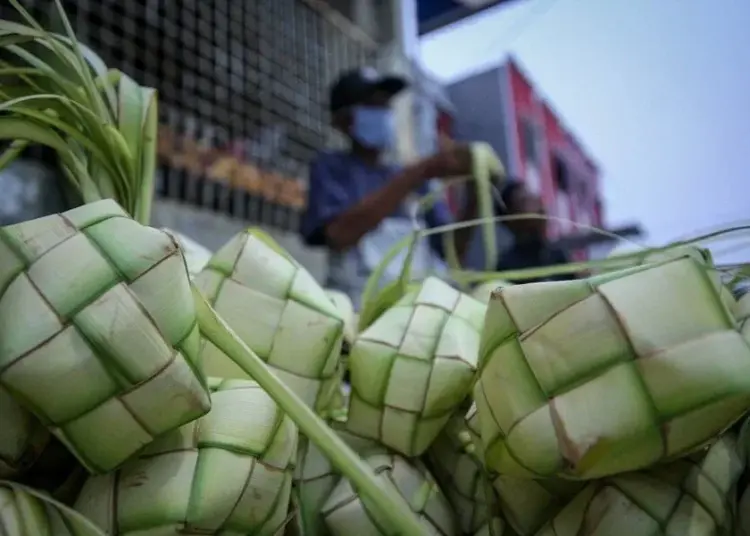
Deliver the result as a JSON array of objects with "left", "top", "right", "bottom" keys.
[{"left": 301, "top": 67, "right": 477, "bottom": 308}]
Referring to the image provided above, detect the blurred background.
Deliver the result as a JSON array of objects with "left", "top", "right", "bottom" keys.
[{"left": 1, "top": 0, "right": 748, "bottom": 281}]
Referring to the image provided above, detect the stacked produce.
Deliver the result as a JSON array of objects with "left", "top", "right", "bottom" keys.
[
  {"left": 321, "top": 453, "right": 457, "bottom": 535},
  {"left": 74, "top": 378, "right": 298, "bottom": 534},
  {"left": 2, "top": 3, "right": 750, "bottom": 536},
  {"left": 192, "top": 228, "right": 346, "bottom": 412}
]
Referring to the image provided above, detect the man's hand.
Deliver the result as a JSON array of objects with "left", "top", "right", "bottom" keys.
[{"left": 421, "top": 143, "right": 473, "bottom": 179}]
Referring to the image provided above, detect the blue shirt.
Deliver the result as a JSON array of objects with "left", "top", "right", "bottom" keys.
[{"left": 301, "top": 151, "right": 454, "bottom": 306}]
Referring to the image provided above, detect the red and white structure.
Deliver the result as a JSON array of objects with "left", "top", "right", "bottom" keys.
[{"left": 443, "top": 55, "right": 612, "bottom": 260}]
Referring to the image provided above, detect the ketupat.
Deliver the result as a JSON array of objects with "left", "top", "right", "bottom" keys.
[
  {"left": 347, "top": 277, "right": 485, "bottom": 457},
  {"left": 0, "top": 200, "right": 211, "bottom": 473},
  {"left": 74, "top": 378, "right": 298, "bottom": 535},
  {"left": 474, "top": 253, "right": 750, "bottom": 480},
  {"left": 290, "top": 420, "right": 390, "bottom": 536},
  {"left": 193, "top": 229, "right": 345, "bottom": 412},
  {"left": 291, "top": 437, "right": 341, "bottom": 536},
  {"left": 321, "top": 452, "right": 457, "bottom": 536},
  {"left": 0, "top": 0, "right": 185, "bottom": 476},
  {"left": 535, "top": 432, "right": 744, "bottom": 536},
  {"left": 464, "top": 404, "right": 582, "bottom": 536},
  {"left": 0, "top": 5, "right": 437, "bottom": 535},
  {"left": 0, "top": 480, "right": 106, "bottom": 535},
  {"left": 426, "top": 412, "right": 494, "bottom": 534}
]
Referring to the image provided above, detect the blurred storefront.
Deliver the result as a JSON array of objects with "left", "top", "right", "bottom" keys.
[
  {"left": 0, "top": 0, "right": 398, "bottom": 279},
  {"left": 0, "top": 0, "right": 638, "bottom": 277}
]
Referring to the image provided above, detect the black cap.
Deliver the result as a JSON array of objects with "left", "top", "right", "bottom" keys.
[{"left": 329, "top": 67, "right": 408, "bottom": 114}]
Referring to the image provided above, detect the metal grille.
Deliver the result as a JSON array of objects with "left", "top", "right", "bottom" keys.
[{"left": 2, "top": 0, "right": 377, "bottom": 232}]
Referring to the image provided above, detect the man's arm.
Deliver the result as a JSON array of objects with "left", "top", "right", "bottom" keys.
[
  {"left": 302, "top": 146, "right": 473, "bottom": 252},
  {"left": 300, "top": 154, "right": 435, "bottom": 251},
  {"left": 324, "top": 161, "right": 434, "bottom": 251}
]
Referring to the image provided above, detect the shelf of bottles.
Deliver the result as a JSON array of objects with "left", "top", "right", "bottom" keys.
[{"left": 3, "top": 0, "right": 377, "bottom": 232}]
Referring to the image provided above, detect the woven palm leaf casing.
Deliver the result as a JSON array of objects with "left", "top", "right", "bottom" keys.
[
  {"left": 0, "top": 386, "right": 49, "bottom": 478},
  {"left": 161, "top": 228, "right": 213, "bottom": 278},
  {"left": 0, "top": 482, "right": 105, "bottom": 536},
  {"left": 321, "top": 453, "right": 458, "bottom": 536},
  {"left": 291, "top": 437, "right": 340, "bottom": 536},
  {"left": 426, "top": 412, "right": 494, "bottom": 535},
  {"left": 347, "top": 277, "right": 485, "bottom": 457},
  {"left": 464, "top": 405, "right": 581, "bottom": 536},
  {"left": 193, "top": 230, "right": 345, "bottom": 412},
  {"left": 74, "top": 378, "right": 298, "bottom": 535},
  {"left": 475, "top": 254, "right": 750, "bottom": 480},
  {"left": 290, "top": 419, "right": 391, "bottom": 536},
  {"left": 0, "top": 200, "right": 211, "bottom": 474},
  {"left": 615, "top": 245, "right": 736, "bottom": 313},
  {"left": 536, "top": 433, "right": 744, "bottom": 536}
]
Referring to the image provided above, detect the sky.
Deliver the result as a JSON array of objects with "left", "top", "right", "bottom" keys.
[{"left": 420, "top": 0, "right": 750, "bottom": 262}]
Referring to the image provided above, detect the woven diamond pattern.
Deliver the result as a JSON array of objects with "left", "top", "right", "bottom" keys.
[
  {"left": 426, "top": 413, "right": 493, "bottom": 535},
  {"left": 74, "top": 378, "right": 298, "bottom": 535},
  {"left": 464, "top": 404, "right": 581, "bottom": 536},
  {"left": 194, "top": 230, "right": 344, "bottom": 411},
  {"left": 0, "top": 200, "right": 210, "bottom": 474},
  {"left": 321, "top": 453, "right": 457, "bottom": 536},
  {"left": 347, "top": 277, "right": 485, "bottom": 457},
  {"left": 475, "top": 255, "right": 750, "bottom": 480},
  {"left": 536, "top": 434, "right": 743, "bottom": 535},
  {"left": 291, "top": 436, "right": 339, "bottom": 536}
]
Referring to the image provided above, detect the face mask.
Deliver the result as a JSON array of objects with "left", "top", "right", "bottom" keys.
[{"left": 351, "top": 106, "right": 395, "bottom": 150}]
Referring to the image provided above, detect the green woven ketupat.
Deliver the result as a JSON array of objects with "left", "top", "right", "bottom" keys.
[
  {"left": 194, "top": 229, "right": 345, "bottom": 412},
  {"left": 475, "top": 253, "right": 750, "bottom": 480},
  {"left": 347, "top": 277, "right": 485, "bottom": 457},
  {"left": 290, "top": 419, "right": 390, "bottom": 536},
  {"left": 0, "top": 200, "right": 211, "bottom": 474},
  {"left": 291, "top": 436, "right": 341, "bottom": 536},
  {"left": 536, "top": 433, "right": 744, "bottom": 535},
  {"left": 463, "top": 404, "right": 581, "bottom": 536},
  {"left": 426, "top": 411, "right": 494, "bottom": 535},
  {"left": 321, "top": 453, "right": 458, "bottom": 536},
  {"left": 74, "top": 378, "right": 298, "bottom": 535}
]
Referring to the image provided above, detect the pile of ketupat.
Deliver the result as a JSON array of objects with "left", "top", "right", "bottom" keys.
[{"left": 2, "top": 2, "right": 750, "bottom": 535}]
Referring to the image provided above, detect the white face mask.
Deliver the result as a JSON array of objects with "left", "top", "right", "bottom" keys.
[{"left": 351, "top": 106, "right": 396, "bottom": 150}]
